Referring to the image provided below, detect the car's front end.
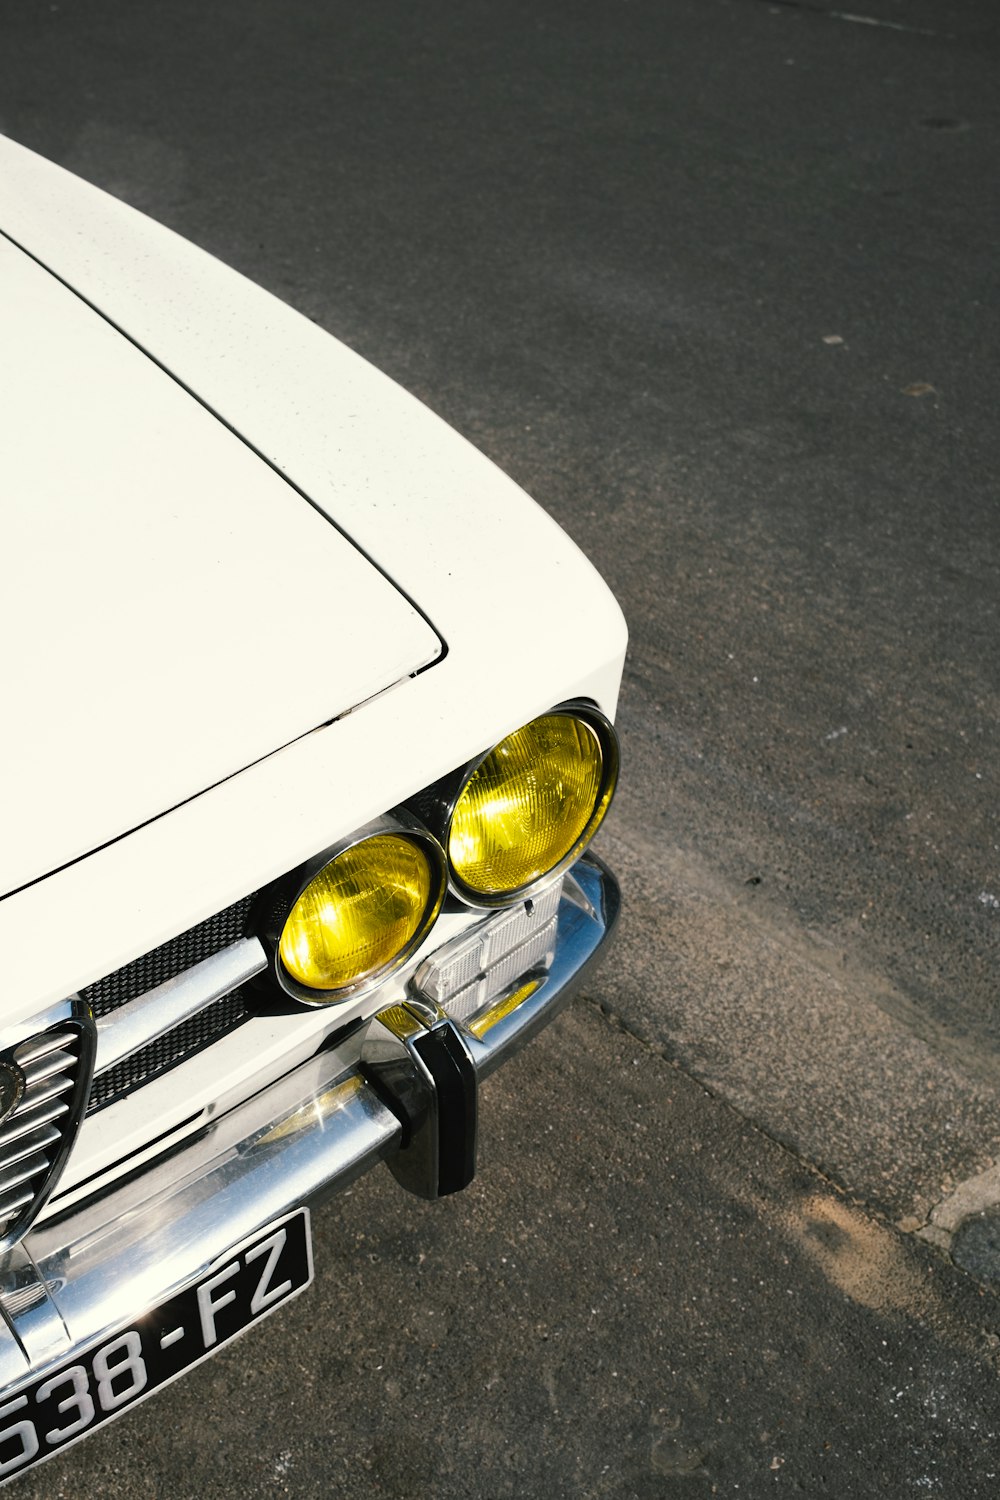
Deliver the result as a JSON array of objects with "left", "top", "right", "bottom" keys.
[{"left": 0, "top": 136, "right": 627, "bottom": 1482}]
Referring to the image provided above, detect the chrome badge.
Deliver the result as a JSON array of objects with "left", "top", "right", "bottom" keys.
[{"left": 0, "top": 1060, "right": 25, "bottom": 1125}]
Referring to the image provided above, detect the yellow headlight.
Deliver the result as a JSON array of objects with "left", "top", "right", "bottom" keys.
[
  {"left": 448, "top": 712, "right": 616, "bottom": 899},
  {"left": 279, "top": 833, "right": 440, "bottom": 995}
]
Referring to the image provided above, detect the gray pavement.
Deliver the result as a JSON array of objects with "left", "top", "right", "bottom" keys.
[
  {"left": 3, "top": 0, "right": 1000, "bottom": 1494},
  {"left": 14, "top": 1008, "right": 1000, "bottom": 1498}
]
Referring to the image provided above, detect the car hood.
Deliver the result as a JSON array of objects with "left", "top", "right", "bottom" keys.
[{"left": 0, "top": 236, "right": 441, "bottom": 900}]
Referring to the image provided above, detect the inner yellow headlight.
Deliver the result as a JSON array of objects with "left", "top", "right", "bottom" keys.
[
  {"left": 279, "top": 833, "right": 440, "bottom": 995},
  {"left": 448, "top": 712, "right": 616, "bottom": 899}
]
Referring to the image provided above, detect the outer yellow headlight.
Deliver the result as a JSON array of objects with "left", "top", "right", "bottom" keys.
[
  {"left": 278, "top": 830, "right": 443, "bottom": 999},
  {"left": 448, "top": 709, "right": 618, "bottom": 902}
]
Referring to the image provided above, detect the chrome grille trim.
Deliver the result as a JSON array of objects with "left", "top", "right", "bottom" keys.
[
  {"left": 0, "top": 1150, "right": 51, "bottom": 1196},
  {"left": 0, "top": 1099, "right": 71, "bottom": 1145},
  {"left": 21, "top": 1045, "right": 78, "bottom": 1089},
  {"left": 0, "top": 1004, "right": 95, "bottom": 1252},
  {"left": 0, "top": 1187, "right": 35, "bottom": 1219},
  {"left": 20, "top": 1072, "right": 76, "bottom": 1111},
  {"left": 94, "top": 936, "right": 267, "bottom": 1076},
  {"left": 0, "top": 1123, "right": 62, "bottom": 1170},
  {"left": 14, "top": 1031, "right": 77, "bottom": 1067}
]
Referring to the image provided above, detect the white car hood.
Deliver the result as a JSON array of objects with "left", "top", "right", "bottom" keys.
[{"left": 0, "top": 237, "right": 441, "bottom": 899}]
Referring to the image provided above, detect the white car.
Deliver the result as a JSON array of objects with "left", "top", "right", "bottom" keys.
[{"left": 0, "top": 135, "right": 626, "bottom": 1482}]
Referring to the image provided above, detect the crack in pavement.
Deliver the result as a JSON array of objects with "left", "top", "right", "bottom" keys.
[
  {"left": 582, "top": 990, "right": 1000, "bottom": 1311},
  {"left": 757, "top": 0, "right": 947, "bottom": 37}
]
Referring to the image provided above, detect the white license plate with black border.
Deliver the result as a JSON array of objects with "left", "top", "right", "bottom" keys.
[{"left": 0, "top": 1208, "right": 313, "bottom": 1484}]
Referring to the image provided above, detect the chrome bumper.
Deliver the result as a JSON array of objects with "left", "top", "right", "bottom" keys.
[{"left": 0, "top": 855, "right": 619, "bottom": 1393}]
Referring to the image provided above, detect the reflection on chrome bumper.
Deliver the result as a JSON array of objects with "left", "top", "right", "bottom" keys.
[{"left": 0, "top": 855, "right": 619, "bottom": 1393}]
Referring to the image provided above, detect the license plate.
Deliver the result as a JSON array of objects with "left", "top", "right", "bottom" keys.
[{"left": 0, "top": 1208, "right": 313, "bottom": 1484}]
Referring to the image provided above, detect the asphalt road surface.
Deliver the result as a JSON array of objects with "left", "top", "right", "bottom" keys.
[{"left": 2, "top": 0, "right": 1000, "bottom": 1495}]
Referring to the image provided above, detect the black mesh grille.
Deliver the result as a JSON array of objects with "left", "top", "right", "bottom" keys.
[
  {"left": 82, "top": 895, "right": 257, "bottom": 1018},
  {"left": 87, "top": 989, "right": 253, "bottom": 1114}
]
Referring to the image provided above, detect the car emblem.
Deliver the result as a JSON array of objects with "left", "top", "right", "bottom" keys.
[{"left": 0, "top": 1060, "right": 25, "bottom": 1125}]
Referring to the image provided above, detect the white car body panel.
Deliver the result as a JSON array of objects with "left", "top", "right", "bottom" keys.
[
  {"left": 0, "top": 236, "right": 440, "bottom": 901},
  {"left": 0, "top": 138, "right": 628, "bottom": 1462},
  {"left": 0, "top": 136, "right": 627, "bottom": 1029}
]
